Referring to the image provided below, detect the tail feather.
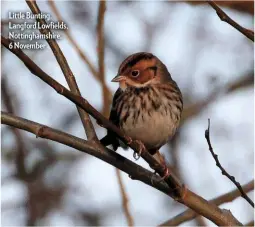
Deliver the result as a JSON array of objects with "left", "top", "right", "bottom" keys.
[
  {"left": 100, "top": 135, "right": 112, "bottom": 147},
  {"left": 100, "top": 134, "right": 128, "bottom": 151}
]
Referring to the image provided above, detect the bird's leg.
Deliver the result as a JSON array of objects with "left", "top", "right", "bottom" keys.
[
  {"left": 133, "top": 140, "right": 145, "bottom": 160},
  {"left": 161, "top": 166, "right": 170, "bottom": 181},
  {"left": 150, "top": 150, "right": 171, "bottom": 182}
]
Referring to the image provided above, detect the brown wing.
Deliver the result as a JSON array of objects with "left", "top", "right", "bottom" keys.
[{"left": 100, "top": 88, "right": 123, "bottom": 151}]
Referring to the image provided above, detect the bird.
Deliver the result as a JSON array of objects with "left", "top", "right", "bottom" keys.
[{"left": 100, "top": 52, "right": 183, "bottom": 164}]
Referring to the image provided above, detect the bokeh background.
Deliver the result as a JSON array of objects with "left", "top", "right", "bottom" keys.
[{"left": 1, "top": 1, "right": 254, "bottom": 226}]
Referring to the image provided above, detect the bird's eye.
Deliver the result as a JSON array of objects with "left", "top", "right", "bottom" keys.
[{"left": 131, "top": 70, "right": 139, "bottom": 77}]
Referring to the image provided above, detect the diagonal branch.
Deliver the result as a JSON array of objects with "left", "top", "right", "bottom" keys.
[
  {"left": 207, "top": 0, "right": 254, "bottom": 42},
  {"left": 48, "top": 0, "right": 112, "bottom": 116},
  {"left": 48, "top": 0, "right": 98, "bottom": 79},
  {"left": 1, "top": 37, "right": 243, "bottom": 226},
  {"left": 26, "top": 0, "right": 97, "bottom": 140},
  {"left": 205, "top": 119, "right": 254, "bottom": 208},
  {"left": 1, "top": 35, "right": 183, "bottom": 199},
  {"left": 115, "top": 169, "right": 134, "bottom": 226},
  {"left": 245, "top": 220, "right": 254, "bottom": 226},
  {"left": 1, "top": 111, "right": 170, "bottom": 194},
  {"left": 159, "top": 180, "right": 254, "bottom": 226},
  {"left": 1, "top": 111, "right": 243, "bottom": 226}
]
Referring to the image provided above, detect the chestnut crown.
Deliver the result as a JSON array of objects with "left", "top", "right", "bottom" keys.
[{"left": 112, "top": 52, "right": 172, "bottom": 89}]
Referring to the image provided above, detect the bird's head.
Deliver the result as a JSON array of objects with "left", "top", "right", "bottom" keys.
[{"left": 112, "top": 52, "right": 171, "bottom": 90}]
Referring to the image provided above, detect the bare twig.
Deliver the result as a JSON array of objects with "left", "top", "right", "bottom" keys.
[
  {"left": 187, "top": 1, "right": 254, "bottom": 15},
  {"left": 115, "top": 169, "right": 134, "bottom": 226},
  {"left": 160, "top": 180, "right": 254, "bottom": 226},
  {"left": 207, "top": 0, "right": 254, "bottom": 42},
  {"left": 1, "top": 37, "right": 243, "bottom": 226},
  {"left": 96, "top": 0, "right": 112, "bottom": 117},
  {"left": 245, "top": 220, "right": 254, "bottom": 226},
  {"left": 2, "top": 77, "right": 28, "bottom": 179},
  {"left": 26, "top": 0, "right": 97, "bottom": 140},
  {"left": 48, "top": 0, "right": 112, "bottom": 116},
  {"left": 48, "top": 0, "right": 98, "bottom": 78},
  {"left": 97, "top": 2, "right": 133, "bottom": 223},
  {"left": 205, "top": 119, "right": 254, "bottom": 208}
]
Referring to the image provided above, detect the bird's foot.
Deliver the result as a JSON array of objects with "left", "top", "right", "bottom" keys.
[
  {"left": 150, "top": 168, "right": 170, "bottom": 185},
  {"left": 133, "top": 140, "right": 145, "bottom": 160},
  {"left": 156, "top": 166, "right": 171, "bottom": 183},
  {"left": 124, "top": 135, "right": 132, "bottom": 145}
]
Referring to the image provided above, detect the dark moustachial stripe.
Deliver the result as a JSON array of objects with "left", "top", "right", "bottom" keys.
[{"left": 118, "top": 52, "right": 154, "bottom": 75}]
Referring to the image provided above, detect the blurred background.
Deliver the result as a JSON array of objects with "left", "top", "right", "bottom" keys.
[{"left": 1, "top": 1, "right": 254, "bottom": 226}]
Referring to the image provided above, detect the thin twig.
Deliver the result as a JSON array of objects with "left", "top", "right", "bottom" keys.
[
  {"left": 48, "top": 0, "right": 98, "bottom": 78},
  {"left": 168, "top": 133, "right": 208, "bottom": 227},
  {"left": 48, "top": 0, "right": 112, "bottom": 116},
  {"left": 26, "top": 0, "right": 97, "bottom": 140},
  {"left": 1, "top": 37, "right": 243, "bottom": 226},
  {"left": 96, "top": 2, "right": 134, "bottom": 224},
  {"left": 245, "top": 220, "right": 254, "bottom": 226},
  {"left": 160, "top": 180, "right": 254, "bottom": 226},
  {"left": 205, "top": 119, "right": 254, "bottom": 208},
  {"left": 2, "top": 77, "right": 28, "bottom": 179},
  {"left": 115, "top": 169, "right": 134, "bottom": 226},
  {"left": 207, "top": 0, "right": 254, "bottom": 42},
  {"left": 96, "top": 0, "right": 111, "bottom": 117}
]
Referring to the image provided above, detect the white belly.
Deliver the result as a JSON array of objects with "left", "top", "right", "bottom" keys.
[{"left": 121, "top": 110, "right": 177, "bottom": 149}]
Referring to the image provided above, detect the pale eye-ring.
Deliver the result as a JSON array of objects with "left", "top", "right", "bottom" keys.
[{"left": 131, "top": 70, "right": 139, "bottom": 77}]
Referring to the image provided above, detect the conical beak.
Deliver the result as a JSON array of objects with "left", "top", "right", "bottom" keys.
[{"left": 111, "top": 75, "right": 125, "bottom": 82}]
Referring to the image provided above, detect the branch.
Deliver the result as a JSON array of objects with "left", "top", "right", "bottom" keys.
[
  {"left": 48, "top": 0, "right": 98, "bottom": 78},
  {"left": 207, "top": 0, "right": 254, "bottom": 42},
  {"left": 186, "top": 1, "right": 254, "bottom": 15},
  {"left": 96, "top": 0, "right": 112, "bottom": 117},
  {"left": 2, "top": 112, "right": 243, "bottom": 226},
  {"left": 2, "top": 77, "right": 28, "bottom": 179},
  {"left": 1, "top": 37, "right": 243, "bottom": 226},
  {"left": 48, "top": 0, "right": 112, "bottom": 116},
  {"left": 160, "top": 180, "right": 254, "bottom": 226},
  {"left": 1, "top": 111, "right": 172, "bottom": 196},
  {"left": 245, "top": 220, "right": 254, "bottom": 226},
  {"left": 97, "top": 2, "right": 133, "bottom": 225},
  {"left": 26, "top": 0, "right": 97, "bottom": 140},
  {"left": 96, "top": 2, "right": 134, "bottom": 224},
  {"left": 205, "top": 119, "right": 254, "bottom": 208},
  {"left": 1, "top": 35, "right": 183, "bottom": 198},
  {"left": 115, "top": 169, "right": 134, "bottom": 226}
]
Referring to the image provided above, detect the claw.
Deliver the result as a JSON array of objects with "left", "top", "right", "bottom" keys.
[
  {"left": 181, "top": 184, "right": 188, "bottom": 200},
  {"left": 124, "top": 136, "right": 132, "bottom": 145},
  {"left": 133, "top": 140, "right": 145, "bottom": 160},
  {"left": 150, "top": 171, "right": 158, "bottom": 186},
  {"left": 133, "top": 152, "right": 141, "bottom": 160},
  {"left": 157, "top": 167, "right": 170, "bottom": 183}
]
